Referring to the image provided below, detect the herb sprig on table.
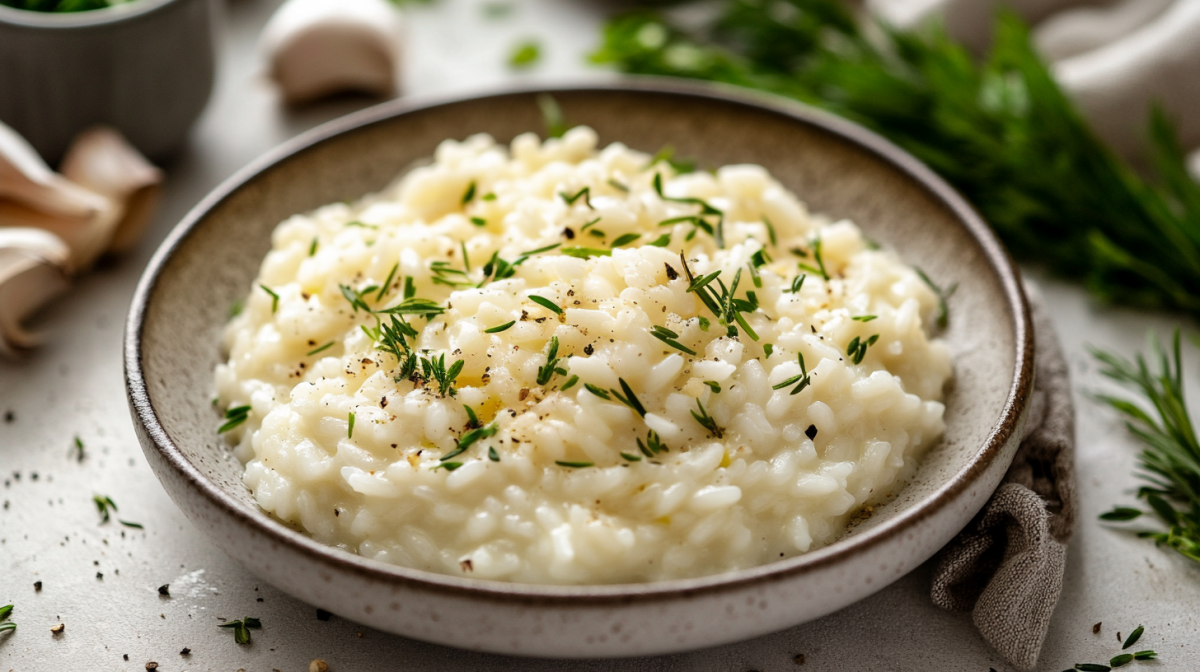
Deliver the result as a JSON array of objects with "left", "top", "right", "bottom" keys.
[
  {"left": 592, "top": 0, "right": 1200, "bottom": 317},
  {"left": 1094, "top": 331, "right": 1200, "bottom": 565}
]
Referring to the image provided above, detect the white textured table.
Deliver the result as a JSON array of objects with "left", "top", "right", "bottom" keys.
[{"left": 3, "top": 1, "right": 1199, "bottom": 670}]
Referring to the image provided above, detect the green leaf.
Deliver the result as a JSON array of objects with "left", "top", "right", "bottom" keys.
[
  {"left": 1099, "top": 507, "right": 1142, "bottom": 522},
  {"left": 509, "top": 40, "right": 542, "bottom": 69},
  {"left": 1122, "top": 625, "right": 1143, "bottom": 650}
]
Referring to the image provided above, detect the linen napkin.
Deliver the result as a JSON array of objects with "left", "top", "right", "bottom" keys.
[{"left": 931, "top": 286, "right": 1076, "bottom": 671}]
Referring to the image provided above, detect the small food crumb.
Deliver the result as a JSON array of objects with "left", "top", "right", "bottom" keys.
[
  {"left": 4, "top": 411, "right": 13, "bottom": 423},
  {"left": 310, "top": 660, "right": 330, "bottom": 672},
  {"left": 146, "top": 663, "right": 159, "bottom": 671},
  {"left": 96, "top": 572, "right": 103, "bottom": 580},
  {"left": 180, "top": 647, "right": 191, "bottom": 655},
  {"left": 50, "top": 623, "right": 65, "bottom": 634},
  {"left": 158, "top": 584, "right": 170, "bottom": 596},
  {"left": 124, "top": 654, "right": 129, "bottom": 661},
  {"left": 793, "top": 654, "right": 805, "bottom": 665},
  {"left": 34, "top": 581, "right": 42, "bottom": 591},
  {"left": 1093, "top": 622, "right": 1102, "bottom": 634}
]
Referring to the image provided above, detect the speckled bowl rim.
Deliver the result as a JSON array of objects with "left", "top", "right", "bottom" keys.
[{"left": 125, "top": 79, "right": 1034, "bottom": 607}]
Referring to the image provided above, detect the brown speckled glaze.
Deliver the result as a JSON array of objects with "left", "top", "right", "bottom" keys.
[{"left": 124, "top": 82, "right": 1034, "bottom": 657}]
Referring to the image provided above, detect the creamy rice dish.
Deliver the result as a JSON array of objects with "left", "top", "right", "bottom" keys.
[{"left": 215, "top": 127, "right": 952, "bottom": 584}]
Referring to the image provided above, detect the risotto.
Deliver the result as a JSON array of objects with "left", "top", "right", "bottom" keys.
[{"left": 214, "top": 127, "right": 952, "bottom": 584}]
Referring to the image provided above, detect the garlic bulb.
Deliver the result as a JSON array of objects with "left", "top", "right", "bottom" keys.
[
  {"left": 60, "top": 127, "right": 163, "bottom": 255},
  {"left": 260, "top": 0, "right": 404, "bottom": 105},
  {"left": 0, "top": 228, "right": 71, "bottom": 357}
]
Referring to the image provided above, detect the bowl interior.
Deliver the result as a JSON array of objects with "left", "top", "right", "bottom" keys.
[{"left": 132, "top": 85, "right": 1023, "bottom": 589}]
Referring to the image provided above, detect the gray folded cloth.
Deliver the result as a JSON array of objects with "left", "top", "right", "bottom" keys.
[{"left": 931, "top": 286, "right": 1076, "bottom": 671}]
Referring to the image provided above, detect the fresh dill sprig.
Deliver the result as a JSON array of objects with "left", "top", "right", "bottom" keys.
[{"left": 1094, "top": 330, "right": 1200, "bottom": 566}]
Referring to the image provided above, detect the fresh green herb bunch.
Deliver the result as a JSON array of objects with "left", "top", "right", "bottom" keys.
[
  {"left": 1094, "top": 331, "right": 1200, "bottom": 565},
  {"left": 593, "top": 1, "right": 1200, "bottom": 317}
]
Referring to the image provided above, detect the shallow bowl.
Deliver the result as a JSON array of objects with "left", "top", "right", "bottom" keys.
[{"left": 124, "top": 82, "right": 1033, "bottom": 657}]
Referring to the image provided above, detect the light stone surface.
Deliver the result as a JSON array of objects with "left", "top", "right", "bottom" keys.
[{"left": 2, "top": 0, "right": 1199, "bottom": 670}]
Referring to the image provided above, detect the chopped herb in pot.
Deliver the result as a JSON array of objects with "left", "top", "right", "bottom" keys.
[
  {"left": 218, "top": 617, "right": 261, "bottom": 645},
  {"left": 509, "top": 40, "right": 542, "bottom": 69}
]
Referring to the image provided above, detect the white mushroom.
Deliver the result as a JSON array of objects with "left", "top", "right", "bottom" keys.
[
  {"left": 0, "top": 228, "right": 72, "bottom": 358},
  {"left": 60, "top": 126, "right": 163, "bottom": 255},
  {"left": 260, "top": 0, "right": 404, "bottom": 105},
  {"left": 0, "top": 120, "right": 118, "bottom": 271}
]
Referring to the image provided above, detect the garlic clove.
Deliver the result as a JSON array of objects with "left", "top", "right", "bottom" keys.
[
  {"left": 59, "top": 126, "right": 163, "bottom": 255},
  {"left": 260, "top": 0, "right": 403, "bottom": 105},
  {"left": 0, "top": 199, "right": 118, "bottom": 273},
  {"left": 0, "top": 227, "right": 72, "bottom": 358},
  {"left": 0, "top": 120, "right": 111, "bottom": 221}
]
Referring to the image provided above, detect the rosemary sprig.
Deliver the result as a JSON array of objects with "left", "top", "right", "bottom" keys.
[
  {"left": 1094, "top": 330, "right": 1200, "bottom": 565},
  {"left": 529, "top": 295, "right": 562, "bottom": 314},
  {"left": 421, "top": 353, "right": 465, "bottom": 397},
  {"left": 556, "top": 460, "right": 594, "bottom": 468},
  {"left": 690, "top": 399, "right": 722, "bottom": 437},
  {"left": 609, "top": 378, "right": 647, "bottom": 417},
  {"left": 679, "top": 253, "right": 760, "bottom": 341},
  {"left": 653, "top": 173, "right": 725, "bottom": 247},
  {"left": 593, "top": 3, "right": 1200, "bottom": 317}
]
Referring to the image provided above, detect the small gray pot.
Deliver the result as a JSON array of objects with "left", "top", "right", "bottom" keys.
[{"left": 0, "top": 0, "right": 217, "bottom": 163}]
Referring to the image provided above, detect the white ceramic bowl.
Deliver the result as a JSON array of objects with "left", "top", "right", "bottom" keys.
[{"left": 125, "top": 82, "right": 1033, "bottom": 657}]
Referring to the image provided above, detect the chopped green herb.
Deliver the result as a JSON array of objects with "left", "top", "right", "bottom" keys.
[
  {"left": 556, "top": 460, "right": 594, "bottom": 468},
  {"left": 762, "top": 216, "right": 778, "bottom": 248},
  {"left": 482, "top": 192, "right": 497, "bottom": 201},
  {"left": 785, "top": 273, "right": 807, "bottom": 294},
  {"left": 560, "top": 186, "right": 593, "bottom": 209},
  {"left": 797, "top": 239, "right": 829, "bottom": 281},
  {"left": 620, "top": 452, "right": 642, "bottom": 462},
  {"left": 637, "top": 429, "right": 669, "bottom": 456},
  {"left": 679, "top": 254, "right": 759, "bottom": 341},
  {"left": 462, "top": 180, "right": 477, "bottom": 205},
  {"left": 219, "top": 405, "right": 251, "bottom": 434},
  {"left": 852, "top": 314, "right": 877, "bottom": 322},
  {"left": 71, "top": 436, "right": 84, "bottom": 462},
  {"left": 1133, "top": 651, "right": 1157, "bottom": 661},
  {"left": 442, "top": 422, "right": 499, "bottom": 462},
  {"left": 649, "top": 325, "right": 696, "bottom": 355},
  {"left": 529, "top": 295, "right": 563, "bottom": 314},
  {"left": 647, "top": 145, "right": 696, "bottom": 174},
  {"left": 421, "top": 353, "right": 465, "bottom": 398},
  {"left": 610, "top": 378, "right": 647, "bottom": 417},
  {"left": 560, "top": 374, "right": 580, "bottom": 391},
  {"left": 607, "top": 178, "right": 629, "bottom": 192},
  {"left": 460, "top": 242, "right": 471, "bottom": 272},
  {"left": 537, "top": 93, "right": 568, "bottom": 139},
  {"left": 537, "top": 337, "right": 564, "bottom": 386},
  {"left": 470, "top": 217, "right": 488, "bottom": 227},
  {"left": 228, "top": 299, "right": 245, "bottom": 319},
  {"left": 698, "top": 316, "right": 710, "bottom": 331},
  {"left": 259, "top": 284, "right": 280, "bottom": 313},
  {"left": 847, "top": 334, "right": 880, "bottom": 365},
  {"left": 773, "top": 353, "right": 812, "bottom": 395},
  {"left": 218, "top": 617, "right": 261, "bottom": 645},
  {"left": 653, "top": 172, "right": 724, "bottom": 247},
  {"left": 309, "top": 237, "right": 318, "bottom": 256},
  {"left": 307, "top": 341, "right": 335, "bottom": 357},
  {"left": 1099, "top": 507, "right": 1142, "bottom": 521},
  {"left": 438, "top": 461, "right": 464, "bottom": 472},
  {"left": 378, "top": 297, "right": 446, "bottom": 318},
  {"left": 691, "top": 399, "right": 721, "bottom": 436},
  {"left": 647, "top": 233, "right": 672, "bottom": 247},
  {"left": 560, "top": 246, "right": 612, "bottom": 259},
  {"left": 464, "top": 404, "right": 480, "bottom": 429},
  {"left": 581, "top": 217, "right": 601, "bottom": 232},
  {"left": 93, "top": 495, "right": 118, "bottom": 524},
  {"left": 521, "top": 242, "right": 562, "bottom": 256},
  {"left": 915, "top": 267, "right": 957, "bottom": 329},
  {"left": 377, "top": 263, "right": 399, "bottom": 302},
  {"left": 584, "top": 383, "right": 611, "bottom": 400},
  {"left": 119, "top": 520, "right": 144, "bottom": 530},
  {"left": 588, "top": 229, "right": 606, "bottom": 238},
  {"left": 763, "top": 343, "right": 774, "bottom": 358},
  {"left": 345, "top": 221, "right": 377, "bottom": 229},
  {"left": 347, "top": 412, "right": 356, "bottom": 438},
  {"left": 509, "top": 40, "right": 542, "bottom": 69},
  {"left": 1074, "top": 665, "right": 1111, "bottom": 672},
  {"left": 611, "top": 233, "right": 641, "bottom": 247},
  {"left": 1122, "top": 625, "right": 1144, "bottom": 650},
  {"left": 403, "top": 276, "right": 416, "bottom": 300},
  {"left": 0, "top": 603, "right": 14, "bottom": 634},
  {"left": 704, "top": 381, "right": 721, "bottom": 393},
  {"left": 488, "top": 446, "right": 500, "bottom": 462},
  {"left": 485, "top": 320, "right": 516, "bottom": 334}
]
